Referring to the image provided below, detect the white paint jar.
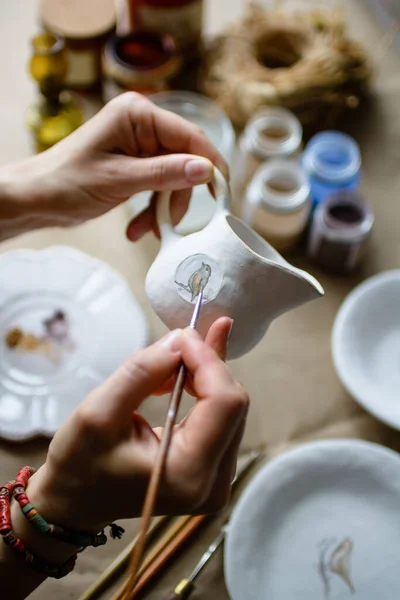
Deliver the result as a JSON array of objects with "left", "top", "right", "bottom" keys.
[
  {"left": 235, "top": 107, "right": 303, "bottom": 197},
  {"left": 242, "top": 160, "right": 311, "bottom": 252}
]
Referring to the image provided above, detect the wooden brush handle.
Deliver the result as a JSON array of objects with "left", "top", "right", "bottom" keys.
[
  {"left": 119, "top": 363, "right": 188, "bottom": 600},
  {"left": 132, "top": 515, "right": 206, "bottom": 596}
]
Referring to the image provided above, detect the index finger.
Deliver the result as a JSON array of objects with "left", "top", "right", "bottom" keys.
[
  {"left": 82, "top": 330, "right": 183, "bottom": 427},
  {"left": 174, "top": 330, "right": 249, "bottom": 467},
  {"left": 149, "top": 103, "right": 230, "bottom": 180}
]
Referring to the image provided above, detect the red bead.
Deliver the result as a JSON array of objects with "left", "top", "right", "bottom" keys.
[
  {"left": 0, "top": 513, "right": 11, "bottom": 527},
  {"left": 0, "top": 506, "right": 11, "bottom": 530},
  {"left": 17, "top": 495, "right": 29, "bottom": 508},
  {"left": 0, "top": 481, "right": 14, "bottom": 496},
  {"left": 13, "top": 486, "right": 24, "bottom": 498},
  {"left": 15, "top": 466, "right": 34, "bottom": 489}
]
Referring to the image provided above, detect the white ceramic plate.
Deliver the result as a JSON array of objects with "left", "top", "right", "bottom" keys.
[
  {"left": 332, "top": 270, "right": 400, "bottom": 430},
  {"left": 225, "top": 439, "right": 400, "bottom": 600},
  {"left": 0, "top": 246, "right": 149, "bottom": 441}
]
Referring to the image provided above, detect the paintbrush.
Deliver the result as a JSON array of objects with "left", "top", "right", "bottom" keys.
[
  {"left": 77, "top": 517, "right": 168, "bottom": 600},
  {"left": 164, "top": 522, "right": 228, "bottom": 599},
  {"left": 80, "top": 451, "right": 261, "bottom": 600},
  {"left": 118, "top": 291, "right": 204, "bottom": 599},
  {"left": 117, "top": 450, "right": 262, "bottom": 599}
]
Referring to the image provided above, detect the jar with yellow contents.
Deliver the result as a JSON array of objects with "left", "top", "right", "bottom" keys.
[{"left": 26, "top": 33, "right": 84, "bottom": 153}]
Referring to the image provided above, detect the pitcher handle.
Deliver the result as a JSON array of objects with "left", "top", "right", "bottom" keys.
[{"left": 156, "top": 167, "right": 230, "bottom": 244}]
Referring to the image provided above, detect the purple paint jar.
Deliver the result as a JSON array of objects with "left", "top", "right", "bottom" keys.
[{"left": 307, "top": 190, "right": 374, "bottom": 273}]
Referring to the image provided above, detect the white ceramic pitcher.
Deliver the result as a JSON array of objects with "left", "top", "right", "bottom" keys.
[{"left": 145, "top": 169, "right": 324, "bottom": 359}]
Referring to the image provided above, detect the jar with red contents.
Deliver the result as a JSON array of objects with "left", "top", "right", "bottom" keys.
[
  {"left": 102, "top": 30, "right": 181, "bottom": 97},
  {"left": 129, "top": 0, "right": 203, "bottom": 56}
]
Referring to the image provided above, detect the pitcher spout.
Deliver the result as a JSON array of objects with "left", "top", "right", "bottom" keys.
[
  {"left": 291, "top": 266, "right": 325, "bottom": 303},
  {"left": 270, "top": 261, "right": 325, "bottom": 320}
]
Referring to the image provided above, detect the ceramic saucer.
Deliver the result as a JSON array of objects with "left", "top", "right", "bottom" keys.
[
  {"left": 0, "top": 246, "right": 149, "bottom": 441},
  {"left": 225, "top": 439, "right": 400, "bottom": 600},
  {"left": 332, "top": 270, "right": 400, "bottom": 430}
]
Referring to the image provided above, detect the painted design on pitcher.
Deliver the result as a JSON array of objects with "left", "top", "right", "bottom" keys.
[
  {"left": 317, "top": 537, "right": 355, "bottom": 598},
  {"left": 175, "top": 254, "right": 223, "bottom": 304}
]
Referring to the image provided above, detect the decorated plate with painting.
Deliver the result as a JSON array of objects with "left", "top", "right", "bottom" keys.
[
  {"left": 0, "top": 246, "right": 149, "bottom": 441},
  {"left": 225, "top": 440, "right": 400, "bottom": 599}
]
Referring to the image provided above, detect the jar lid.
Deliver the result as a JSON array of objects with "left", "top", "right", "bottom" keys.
[
  {"left": 243, "top": 107, "right": 302, "bottom": 159},
  {"left": 39, "top": 0, "right": 116, "bottom": 39},
  {"left": 246, "top": 159, "right": 311, "bottom": 214},
  {"left": 302, "top": 131, "right": 361, "bottom": 184},
  {"left": 103, "top": 32, "right": 181, "bottom": 86}
]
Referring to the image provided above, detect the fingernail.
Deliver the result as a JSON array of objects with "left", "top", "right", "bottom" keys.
[
  {"left": 159, "top": 329, "right": 183, "bottom": 351},
  {"left": 228, "top": 319, "right": 234, "bottom": 342},
  {"left": 185, "top": 159, "right": 214, "bottom": 184}
]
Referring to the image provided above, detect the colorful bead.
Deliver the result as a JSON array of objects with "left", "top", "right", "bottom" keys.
[
  {"left": 0, "top": 470, "right": 77, "bottom": 579},
  {"left": 1, "top": 466, "right": 124, "bottom": 580},
  {"left": 11, "top": 466, "right": 124, "bottom": 548},
  {"left": 0, "top": 480, "right": 15, "bottom": 535}
]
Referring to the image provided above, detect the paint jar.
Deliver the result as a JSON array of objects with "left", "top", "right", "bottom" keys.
[
  {"left": 102, "top": 31, "right": 181, "bottom": 96},
  {"left": 302, "top": 131, "right": 361, "bottom": 207},
  {"left": 26, "top": 33, "right": 84, "bottom": 152},
  {"left": 235, "top": 107, "right": 303, "bottom": 198},
  {"left": 39, "top": 0, "right": 116, "bottom": 92},
  {"left": 242, "top": 160, "right": 311, "bottom": 252},
  {"left": 129, "top": 0, "right": 203, "bottom": 57},
  {"left": 127, "top": 91, "right": 235, "bottom": 235},
  {"left": 307, "top": 190, "right": 374, "bottom": 273}
]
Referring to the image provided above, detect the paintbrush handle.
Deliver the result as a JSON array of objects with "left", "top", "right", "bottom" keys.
[
  {"left": 120, "top": 362, "right": 188, "bottom": 600},
  {"left": 132, "top": 515, "right": 206, "bottom": 596},
  {"left": 78, "top": 517, "right": 168, "bottom": 600}
]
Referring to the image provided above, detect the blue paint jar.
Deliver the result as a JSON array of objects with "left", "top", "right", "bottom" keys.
[{"left": 302, "top": 131, "right": 361, "bottom": 206}]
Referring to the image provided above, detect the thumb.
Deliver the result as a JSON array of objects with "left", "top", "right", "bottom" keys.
[{"left": 129, "top": 154, "right": 214, "bottom": 192}]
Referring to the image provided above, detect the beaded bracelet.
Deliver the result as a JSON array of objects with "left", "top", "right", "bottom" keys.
[
  {"left": 0, "top": 478, "right": 77, "bottom": 579},
  {"left": 0, "top": 466, "right": 125, "bottom": 579},
  {"left": 13, "top": 466, "right": 124, "bottom": 547}
]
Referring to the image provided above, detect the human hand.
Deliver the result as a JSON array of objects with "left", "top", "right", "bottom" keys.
[
  {"left": 26, "top": 317, "right": 247, "bottom": 539},
  {"left": 1, "top": 92, "right": 228, "bottom": 239}
]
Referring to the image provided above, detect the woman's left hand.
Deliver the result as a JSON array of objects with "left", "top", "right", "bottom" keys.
[{"left": 0, "top": 92, "right": 228, "bottom": 241}]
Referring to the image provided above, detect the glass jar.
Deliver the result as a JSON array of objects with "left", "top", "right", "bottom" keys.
[
  {"left": 127, "top": 91, "right": 235, "bottom": 235},
  {"left": 29, "top": 33, "right": 68, "bottom": 90},
  {"left": 39, "top": 0, "right": 116, "bottom": 92},
  {"left": 235, "top": 107, "right": 303, "bottom": 199},
  {"left": 102, "top": 31, "right": 181, "bottom": 97},
  {"left": 26, "top": 33, "right": 84, "bottom": 153},
  {"left": 242, "top": 160, "right": 311, "bottom": 252},
  {"left": 129, "top": 0, "right": 203, "bottom": 56},
  {"left": 302, "top": 131, "right": 361, "bottom": 207},
  {"left": 307, "top": 190, "right": 374, "bottom": 272}
]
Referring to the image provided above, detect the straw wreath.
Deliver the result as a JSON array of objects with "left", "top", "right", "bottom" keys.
[{"left": 200, "top": 2, "right": 373, "bottom": 129}]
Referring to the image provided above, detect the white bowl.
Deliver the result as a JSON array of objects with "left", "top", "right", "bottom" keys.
[
  {"left": 332, "top": 270, "right": 400, "bottom": 429},
  {"left": 225, "top": 439, "right": 400, "bottom": 600}
]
